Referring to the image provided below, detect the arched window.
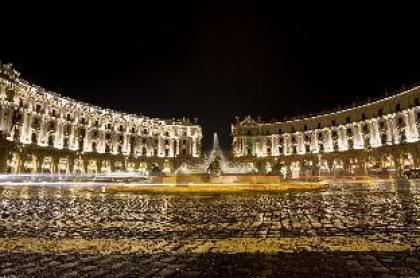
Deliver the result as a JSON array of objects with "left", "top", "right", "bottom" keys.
[
  {"left": 31, "top": 133, "right": 37, "bottom": 144},
  {"left": 346, "top": 116, "right": 351, "bottom": 123},
  {"left": 48, "top": 135, "right": 54, "bottom": 147}
]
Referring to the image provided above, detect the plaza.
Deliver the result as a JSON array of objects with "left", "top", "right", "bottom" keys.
[{"left": 0, "top": 180, "right": 418, "bottom": 277}]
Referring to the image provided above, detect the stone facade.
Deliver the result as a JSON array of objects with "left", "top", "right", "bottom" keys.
[
  {"left": 232, "top": 86, "right": 420, "bottom": 177},
  {"left": 0, "top": 63, "right": 202, "bottom": 174}
]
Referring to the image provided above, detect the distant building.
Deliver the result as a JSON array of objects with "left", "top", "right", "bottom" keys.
[
  {"left": 232, "top": 87, "right": 420, "bottom": 177},
  {"left": 0, "top": 63, "right": 202, "bottom": 174}
]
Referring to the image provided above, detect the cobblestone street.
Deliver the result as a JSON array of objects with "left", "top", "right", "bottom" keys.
[{"left": 0, "top": 180, "right": 419, "bottom": 277}]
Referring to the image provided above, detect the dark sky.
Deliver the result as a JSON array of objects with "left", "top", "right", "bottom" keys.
[{"left": 1, "top": 3, "right": 420, "bottom": 150}]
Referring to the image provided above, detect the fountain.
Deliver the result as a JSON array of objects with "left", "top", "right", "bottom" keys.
[{"left": 175, "top": 133, "right": 255, "bottom": 175}]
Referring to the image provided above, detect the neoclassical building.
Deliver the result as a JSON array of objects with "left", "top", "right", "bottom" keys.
[
  {"left": 232, "top": 86, "right": 420, "bottom": 177},
  {"left": 0, "top": 63, "right": 202, "bottom": 174}
]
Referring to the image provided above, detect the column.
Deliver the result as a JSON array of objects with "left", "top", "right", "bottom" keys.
[
  {"left": 169, "top": 138, "right": 175, "bottom": 157},
  {"left": 69, "top": 125, "right": 78, "bottom": 150},
  {"left": 385, "top": 116, "right": 393, "bottom": 145},
  {"left": 19, "top": 111, "right": 30, "bottom": 143},
  {"left": 272, "top": 135, "right": 277, "bottom": 156},
  {"left": 338, "top": 126, "right": 348, "bottom": 151},
  {"left": 54, "top": 121, "right": 64, "bottom": 149},
  {"left": 111, "top": 132, "right": 118, "bottom": 154},
  {"left": 297, "top": 133, "right": 304, "bottom": 154},
  {"left": 97, "top": 130, "right": 106, "bottom": 153},
  {"left": 369, "top": 120, "right": 381, "bottom": 148},
  {"left": 324, "top": 129, "right": 333, "bottom": 152},
  {"left": 122, "top": 133, "right": 130, "bottom": 155},
  {"left": 83, "top": 129, "right": 92, "bottom": 152},
  {"left": 353, "top": 124, "right": 364, "bottom": 149},
  {"left": 0, "top": 104, "right": 5, "bottom": 131}
]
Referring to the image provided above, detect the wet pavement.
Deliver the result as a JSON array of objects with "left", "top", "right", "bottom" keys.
[{"left": 0, "top": 180, "right": 419, "bottom": 277}]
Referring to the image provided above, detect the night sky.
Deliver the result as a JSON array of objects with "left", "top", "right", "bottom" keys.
[{"left": 1, "top": 3, "right": 420, "bottom": 150}]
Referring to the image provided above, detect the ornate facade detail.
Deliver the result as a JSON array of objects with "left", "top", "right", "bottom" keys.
[{"left": 0, "top": 63, "right": 202, "bottom": 173}]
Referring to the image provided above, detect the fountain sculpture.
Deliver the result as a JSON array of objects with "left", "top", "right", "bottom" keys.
[{"left": 175, "top": 133, "right": 255, "bottom": 175}]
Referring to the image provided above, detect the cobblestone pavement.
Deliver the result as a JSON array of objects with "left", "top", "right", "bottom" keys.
[{"left": 0, "top": 180, "right": 419, "bottom": 277}]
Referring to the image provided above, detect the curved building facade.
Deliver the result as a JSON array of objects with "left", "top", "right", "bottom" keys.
[
  {"left": 232, "top": 86, "right": 420, "bottom": 177},
  {"left": 0, "top": 63, "right": 202, "bottom": 174}
]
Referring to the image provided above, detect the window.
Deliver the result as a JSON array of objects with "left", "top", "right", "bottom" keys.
[
  {"left": 304, "top": 124, "right": 308, "bottom": 131},
  {"left": 380, "top": 121, "right": 385, "bottom": 129},
  {"left": 415, "top": 98, "right": 420, "bottom": 106},
  {"left": 278, "top": 128, "right": 282, "bottom": 134},
  {"left": 361, "top": 113, "right": 366, "bottom": 121},
  {"left": 381, "top": 134, "right": 387, "bottom": 144},
  {"left": 165, "top": 149, "right": 169, "bottom": 156},
  {"left": 165, "top": 140, "right": 169, "bottom": 145},
  {"left": 183, "top": 140, "right": 187, "bottom": 145},
  {"left": 63, "top": 138, "right": 69, "bottom": 148},
  {"left": 317, "top": 122, "right": 321, "bottom": 129},
  {"left": 396, "top": 103, "right": 401, "bottom": 112},
  {"left": 305, "top": 145, "right": 310, "bottom": 153},
  {"left": 291, "top": 127, "right": 296, "bottom": 133},
  {"left": 266, "top": 130, "right": 269, "bottom": 135},
  {"left": 247, "top": 130, "right": 251, "bottom": 136},
  {"left": 331, "top": 120, "right": 336, "bottom": 127},
  {"left": 66, "top": 114, "right": 71, "bottom": 121},
  {"left": 31, "top": 133, "right": 37, "bottom": 143},
  {"left": 182, "top": 149, "right": 187, "bottom": 155},
  {"left": 346, "top": 116, "right": 351, "bottom": 123},
  {"left": 36, "top": 104, "right": 41, "bottom": 113},
  {"left": 347, "top": 128, "right": 352, "bottom": 136},
  {"left": 378, "top": 109, "right": 383, "bottom": 117},
  {"left": 332, "top": 130, "right": 337, "bottom": 137},
  {"left": 165, "top": 131, "right": 169, "bottom": 137},
  {"left": 318, "top": 132, "right": 323, "bottom": 140},
  {"left": 362, "top": 124, "right": 369, "bottom": 133},
  {"left": 48, "top": 135, "right": 54, "bottom": 147}
]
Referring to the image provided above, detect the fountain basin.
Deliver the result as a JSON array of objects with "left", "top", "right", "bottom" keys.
[{"left": 150, "top": 174, "right": 287, "bottom": 185}]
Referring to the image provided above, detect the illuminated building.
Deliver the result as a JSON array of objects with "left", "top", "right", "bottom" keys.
[
  {"left": 0, "top": 63, "right": 202, "bottom": 174},
  {"left": 232, "top": 86, "right": 420, "bottom": 176}
]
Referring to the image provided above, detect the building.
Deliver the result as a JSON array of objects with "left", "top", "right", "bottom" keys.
[
  {"left": 0, "top": 63, "right": 202, "bottom": 174},
  {"left": 232, "top": 86, "right": 420, "bottom": 177}
]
